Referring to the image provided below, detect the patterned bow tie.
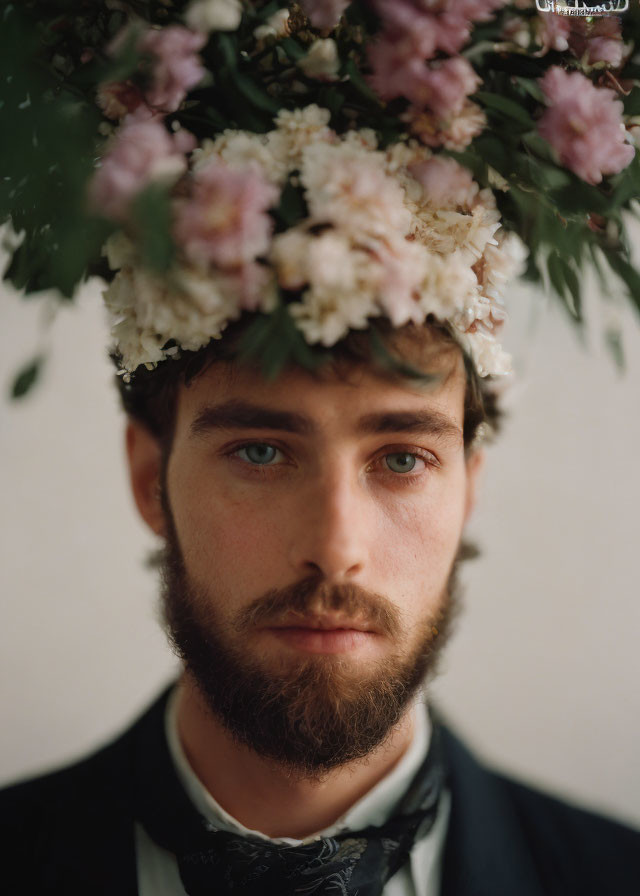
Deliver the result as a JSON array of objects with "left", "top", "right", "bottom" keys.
[{"left": 133, "top": 694, "right": 446, "bottom": 896}]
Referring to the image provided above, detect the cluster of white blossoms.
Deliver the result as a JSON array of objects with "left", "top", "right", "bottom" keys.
[{"left": 103, "top": 105, "right": 528, "bottom": 378}]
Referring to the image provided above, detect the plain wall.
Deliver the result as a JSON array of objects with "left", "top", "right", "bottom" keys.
[{"left": 1, "top": 225, "right": 639, "bottom": 828}]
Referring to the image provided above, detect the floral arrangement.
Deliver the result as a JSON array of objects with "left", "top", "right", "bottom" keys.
[{"left": 1, "top": 1, "right": 640, "bottom": 393}]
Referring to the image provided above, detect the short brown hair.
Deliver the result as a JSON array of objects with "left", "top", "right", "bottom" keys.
[{"left": 112, "top": 315, "right": 502, "bottom": 454}]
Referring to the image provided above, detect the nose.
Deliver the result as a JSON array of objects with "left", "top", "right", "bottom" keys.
[{"left": 288, "top": 466, "right": 368, "bottom": 582}]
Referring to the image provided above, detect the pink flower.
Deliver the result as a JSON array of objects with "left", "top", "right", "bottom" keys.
[
  {"left": 568, "top": 18, "right": 625, "bottom": 69},
  {"left": 97, "top": 80, "right": 145, "bottom": 120},
  {"left": 139, "top": 26, "right": 206, "bottom": 113},
  {"left": 536, "top": 12, "right": 571, "bottom": 54},
  {"left": 367, "top": 33, "right": 436, "bottom": 103},
  {"left": 374, "top": 239, "right": 425, "bottom": 327},
  {"left": 103, "top": 24, "right": 206, "bottom": 119},
  {"left": 409, "top": 156, "right": 479, "bottom": 209},
  {"left": 173, "top": 160, "right": 279, "bottom": 270},
  {"left": 299, "top": 0, "right": 350, "bottom": 31},
  {"left": 368, "top": 43, "right": 479, "bottom": 115},
  {"left": 372, "top": 0, "right": 506, "bottom": 56},
  {"left": 537, "top": 13, "right": 625, "bottom": 68},
  {"left": 88, "top": 112, "right": 188, "bottom": 221},
  {"left": 417, "top": 57, "right": 481, "bottom": 117},
  {"left": 537, "top": 66, "right": 635, "bottom": 185}
]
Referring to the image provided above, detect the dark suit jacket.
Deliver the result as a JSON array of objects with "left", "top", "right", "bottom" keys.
[{"left": 1, "top": 686, "right": 638, "bottom": 895}]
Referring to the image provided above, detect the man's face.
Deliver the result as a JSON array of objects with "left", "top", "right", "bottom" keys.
[{"left": 139, "top": 345, "right": 482, "bottom": 774}]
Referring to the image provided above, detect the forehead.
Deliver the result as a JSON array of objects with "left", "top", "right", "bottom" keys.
[{"left": 174, "top": 345, "right": 467, "bottom": 442}]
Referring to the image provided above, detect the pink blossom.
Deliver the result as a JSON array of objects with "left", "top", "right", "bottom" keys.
[
  {"left": 409, "top": 156, "right": 479, "bottom": 209},
  {"left": 373, "top": 239, "right": 425, "bottom": 327},
  {"left": 369, "top": 42, "right": 479, "bottom": 114},
  {"left": 536, "top": 12, "right": 571, "bottom": 54},
  {"left": 568, "top": 18, "right": 625, "bottom": 69},
  {"left": 104, "top": 24, "right": 206, "bottom": 118},
  {"left": 537, "top": 13, "right": 625, "bottom": 68},
  {"left": 97, "top": 80, "right": 145, "bottom": 120},
  {"left": 367, "top": 33, "right": 436, "bottom": 103},
  {"left": 173, "top": 161, "right": 279, "bottom": 270},
  {"left": 299, "top": 0, "right": 350, "bottom": 31},
  {"left": 88, "top": 112, "right": 188, "bottom": 221},
  {"left": 537, "top": 66, "right": 634, "bottom": 185},
  {"left": 139, "top": 26, "right": 206, "bottom": 113},
  {"left": 371, "top": 0, "right": 506, "bottom": 56},
  {"left": 417, "top": 57, "right": 481, "bottom": 117}
]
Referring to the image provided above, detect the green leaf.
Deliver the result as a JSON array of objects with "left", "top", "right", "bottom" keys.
[
  {"left": 608, "top": 155, "right": 640, "bottom": 210},
  {"left": 561, "top": 258, "right": 582, "bottom": 320},
  {"left": 131, "top": 184, "right": 175, "bottom": 273},
  {"left": 10, "top": 355, "right": 44, "bottom": 400},
  {"left": 513, "top": 77, "right": 545, "bottom": 104},
  {"left": 272, "top": 180, "right": 308, "bottom": 230},
  {"left": 344, "top": 59, "right": 381, "bottom": 105},
  {"left": 369, "top": 326, "right": 437, "bottom": 384},
  {"left": 474, "top": 91, "right": 534, "bottom": 129},
  {"left": 279, "top": 37, "right": 306, "bottom": 62},
  {"left": 604, "top": 327, "right": 625, "bottom": 372},
  {"left": 216, "top": 33, "right": 238, "bottom": 71},
  {"left": 623, "top": 91, "right": 640, "bottom": 116},
  {"left": 603, "top": 250, "right": 640, "bottom": 317},
  {"left": 547, "top": 252, "right": 582, "bottom": 320},
  {"left": 233, "top": 73, "right": 280, "bottom": 114}
]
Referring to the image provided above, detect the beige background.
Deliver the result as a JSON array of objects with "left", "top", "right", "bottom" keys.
[{"left": 1, "top": 222, "right": 639, "bottom": 828}]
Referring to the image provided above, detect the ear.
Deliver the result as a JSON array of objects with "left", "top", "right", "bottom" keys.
[
  {"left": 463, "top": 448, "right": 485, "bottom": 525},
  {"left": 125, "top": 420, "right": 166, "bottom": 537}
]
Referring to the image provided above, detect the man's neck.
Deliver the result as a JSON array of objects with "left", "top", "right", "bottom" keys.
[{"left": 174, "top": 675, "right": 416, "bottom": 840}]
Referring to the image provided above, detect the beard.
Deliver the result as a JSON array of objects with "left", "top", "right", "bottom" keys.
[{"left": 158, "top": 496, "right": 465, "bottom": 779}]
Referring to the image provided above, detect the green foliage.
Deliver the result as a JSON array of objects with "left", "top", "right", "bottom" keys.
[
  {"left": 272, "top": 180, "right": 308, "bottom": 230},
  {"left": 0, "top": 5, "right": 113, "bottom": 297},
  {"left": 10, "top": 355, "right": 44, "bottom": 400},
  {"left": 1, "top": 0, "right": 640, "bottom": 389},
  {"left": 238, "top": 304, "right": 323, "bottom": 379},
  {"left": 131, "top": 185, "right": 175, "bottom": 273}
]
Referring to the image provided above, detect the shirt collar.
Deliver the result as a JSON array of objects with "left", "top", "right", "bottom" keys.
[{"left": 165, "top": 684, "right": 431, "bottom": 846}]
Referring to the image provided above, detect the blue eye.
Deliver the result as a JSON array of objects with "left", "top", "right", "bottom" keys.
[
  {"left": 239, "top": 443, "right": 278, "bottom": 465},
  {"left": 385, "top": 452, "right": 417, "bottom": 474}
]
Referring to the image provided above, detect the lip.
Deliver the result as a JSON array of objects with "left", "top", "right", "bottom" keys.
[
  {"left": 267, "top": 615, "right": 378, "bottom": 633},
  {"left": 264, "top": 625, "right": 379, "bottom": 655}
]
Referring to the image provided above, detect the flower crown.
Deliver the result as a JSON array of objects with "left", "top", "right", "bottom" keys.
[{"left": 2, "top": 1, "right": 640, "bottom": 393}]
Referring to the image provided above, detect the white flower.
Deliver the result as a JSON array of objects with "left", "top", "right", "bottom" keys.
[
  {"left": 289, "top": 284, "right": 378, "bottom": 347},
  {"left": 102, "top": 103, "right": 518, "bottom": 378},
  {"left": 481, "top": 231, "right": 529, "bottom": 301},
  {"left": 418, "top": 250, "right": 481, "bottom": 320},
  {"left": 184, "top": 0, "right": 243, "bottom": 33},
  {"left": 459, "top": 330, "right": 512, "bottom": 378},
  {"left": 254, "top": 8, "right": 290, "bottom": 40},
  {"left": 274, "top": 105, "right": 334, "bottom": 168},
  {"left": 192, "top": 130, "right": 290, "bottom": 185},
  {"left": 104, "top": 263, "right": 243, "bottom": 371},
  {"left": 298, "top": 39, "right": 340, "bottom": 80},
  {"left": 300, "top": 142, "right": 411, "bottom": 237},
  {"left": 103, "top": 232, "right": 137, "bottom": 271}
]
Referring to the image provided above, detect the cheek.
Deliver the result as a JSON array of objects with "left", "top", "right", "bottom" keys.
[
  {"left": 372, "top": 471, "right": 467, "bottom": 589},
  {"left": 167, "top": 454, "right": 290, "bottom": 586}
]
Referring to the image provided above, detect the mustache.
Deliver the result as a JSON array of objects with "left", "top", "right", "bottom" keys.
[{"left": 235, "top": 575, "right": 402, "bottom": 639}]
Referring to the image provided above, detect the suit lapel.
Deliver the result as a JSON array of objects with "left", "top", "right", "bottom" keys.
[{"left": 438, "top": 725, "right": 546, "bottom": 896}]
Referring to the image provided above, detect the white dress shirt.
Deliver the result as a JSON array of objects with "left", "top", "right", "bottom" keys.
[{"left": 136, "top": 687, "right": 451, "bottom": 895}]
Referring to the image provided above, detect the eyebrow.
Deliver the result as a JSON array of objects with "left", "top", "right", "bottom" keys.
[
  {"left": 190, "top": 399, "right": 463, "bottom": 444},
  {"left": 190, "top": 400, "right": 314, "bottom": 437}
]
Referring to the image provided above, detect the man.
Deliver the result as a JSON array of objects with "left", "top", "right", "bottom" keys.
[
  {"left": 1, "top": 322, "right": 639, "bottom": 895},
  {"left": 2, "top": 1, "right": 640, "bottom": 892}
]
